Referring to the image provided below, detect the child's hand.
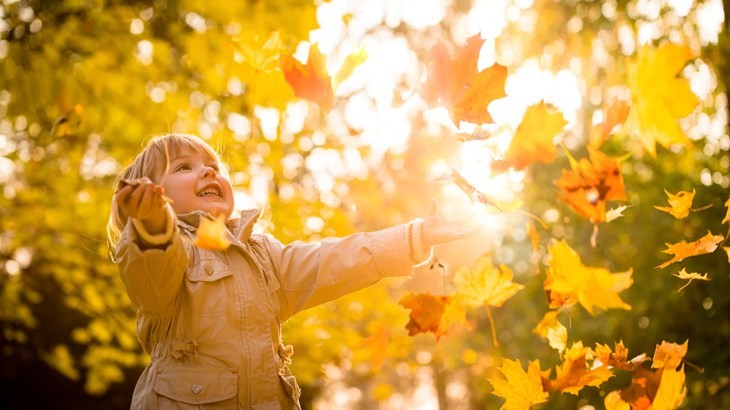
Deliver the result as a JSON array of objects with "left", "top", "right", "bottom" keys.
[
  {"left": 115, "top": 177, "right": 168, "bottom": 234},
  {"left": 419, "top": 202, "right": 482, "bottom": 253}
]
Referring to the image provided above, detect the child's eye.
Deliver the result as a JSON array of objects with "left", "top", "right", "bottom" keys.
[{"left": 175, "top": 162, "right": 191, "bottom": 171}]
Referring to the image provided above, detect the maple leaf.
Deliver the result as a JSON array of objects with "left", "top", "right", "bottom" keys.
[
  {"left": 492, "top": 102, "right": 568, "bottom": 172},
  {"left": 652, "top": 366, "right": 687, "bottom": 410},
  {"left": 554, "top": 147, "right": 627, "bottom": 222},
  {"left": 657, "top": 231, "right": 723, "bottom": 269},
  {"left": 652, "top": 340, "right": 688, "bottom": 370},
  {"left": 654, "top": 189, "right": 695, "bottom": 219},
  {"left": 542, "top": 342, "right": 614, "bottom": 395},
  {"left": 595, "top": 341, "right": 647, "bottom": 371},
  {"left": 360, "top": 325, "right": 390, "bottom": 373},
  {"left": 626, "top": 43, "right": 698, "bottom": 158},
  {"left": 488, "top": 358, "right": 548, "bottom": 410},
  {"left": 234, "top": 30, "right": 286, "bottom": 73},
  {"left": 281, "top": 43, "right": 334, "bottom": 111},
  {"left": 398, "top": 293, "right": 460, "bottom": 341},
  {"left": 673, "top": 268, "right": 710, "bottom": 292},
  {"left": 533, "top": 311, "right": 567, "bottom": 355},
  {"left": 545, "top": 240, "right": 632, "bottom": 314},
  {"left": 194, "top": 214, "right": 231, "bottom": 250},
  {"left": 421, "top": 33, "right": 507, "bottom": 125},
  {"left": 453, "top": 256, "right": 524, "bottom": 346}
]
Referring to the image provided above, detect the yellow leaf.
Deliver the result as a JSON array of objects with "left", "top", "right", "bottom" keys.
[
  {"left": 234, "top": 30, "right": 286, "bottom": 72},
  {"left": 488, "top": 359, "right": 548, "bottom": 410},
  {"left": 723, "top": 197, "right": 730, "bottom": 224},
  {"left": 360, "top": 325, "right": 389, "bottom": 373},
  {"left": 604, "top": 390, "right": 631, "bottom": 410},
  {"left": 652, "top": 366, "right": 687, "bottom": 410},
  {"left": 654, "top": 189, "right": 695, "bottom": 219},
  {"left": 657, "top": 231, "right": 723, "bottom": 269},
  {"left": 533, "top": 311, "right": 567, "bottom": 355},
  {"left": 546, "top": 240, "right": 632, "bottom": 314},
  {"left": 332, "top": 46, "right": 368, "bottom": 90},
  {"left": 492, "top": 102, "right": 568, "bottom": 172},
  {"left": 194, "top": 214, "right": 231, "bottom": 250},
  {"left": 543, "top": 342, "right": 615, "bottom": 395},
  {"left": 626, "top": 43, "right": 698, "bottom": 157},
  {"left": 652, "top": 340, "right": 688, "bottom": 370},
  {"left": 453, "top": 255, "right": 524, "bottom": 308},
  {"left": 673, "top": 268, "right": 710, "bottom": 292}
]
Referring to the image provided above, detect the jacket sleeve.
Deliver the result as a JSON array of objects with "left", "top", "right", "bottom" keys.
[
  {"left": 253, "top": 224, "right": 419, "bottom": 321},
  {"left": 116, "top": 205, "right": 188, "bottom": 314}
]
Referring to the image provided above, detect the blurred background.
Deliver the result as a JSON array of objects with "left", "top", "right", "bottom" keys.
[{"left": 1, "top": 0, "right": 728, "bottom": 408}]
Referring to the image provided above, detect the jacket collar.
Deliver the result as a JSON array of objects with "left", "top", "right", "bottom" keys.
[{"left": 177, "top": 209, "right": 262, "bottom": 242}]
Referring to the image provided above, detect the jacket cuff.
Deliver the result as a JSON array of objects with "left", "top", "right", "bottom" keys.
[
  {"left": 131, "top": 204, "right": 176, "bottom": 246},
  {"left": 408, "top": 218, "right": 432, "bottom": 266}
]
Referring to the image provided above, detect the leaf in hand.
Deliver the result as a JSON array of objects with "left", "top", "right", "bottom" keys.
[
  {"left": 654, "top": 189, "right": 695, "bottom": 219},
  {"left": 421, "top": 34, "right": 507, "bottom": 125},
  {"left": 488, "top": 358, "right": 548, "bottom": 410},
  {"left": 492, "top": 102, "right": 567, "bottom": 172},
  {"left": 194, "top": 214, "right": 231, "bottom": 250},
  {"left": 398, "top": 293, "right": 454, "bottom": 341},
  {"left": 281, "top": 43, "right": 334, "bottom": 111},
  {"left": 542, "top": 342, "right": 615, "bottom": 395},
  {"left": 657, "top": 231, "right": 723, "bottom": 269},
  {"left": 626, "top": 43, "right": 698, "bottom": 158},
  {"left": 554, "top": 148, "right": 627, "bottom": 222},
  {"left": 545, "top": 240, "right": 632, "bottom": 314}
]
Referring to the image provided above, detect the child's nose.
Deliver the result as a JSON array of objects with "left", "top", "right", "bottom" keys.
[{"left": 201, "top": 167, "right": 216, "bottom": 178}]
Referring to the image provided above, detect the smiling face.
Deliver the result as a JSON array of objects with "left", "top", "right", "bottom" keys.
[{"left": 158, "top": 145, "right": 235, "bottom": 220}]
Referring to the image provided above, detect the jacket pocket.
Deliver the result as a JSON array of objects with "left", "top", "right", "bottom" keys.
[
  {"left": 154, "top": 366, "right": 238, "bottom": 408},
  {"left": 185, "top": 250, "right": 233, "bottom": 314}
]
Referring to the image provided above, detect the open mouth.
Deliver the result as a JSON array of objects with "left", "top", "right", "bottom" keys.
[{"left": 197, "top": 186, "right": 221, "bottom": 197}]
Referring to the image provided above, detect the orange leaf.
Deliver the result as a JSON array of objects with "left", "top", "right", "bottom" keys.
[
  {"left": 542, "top": 342, "right": 615, "bottom": 395},
  {"left": 590, "top": 98, "right": 630, "bottom": 148},
  {"left": 554, "top": 147, "right": 627, "bottom": 222},
  {"left": 595, "top": 341, "right": 647, "bottom": 371},
  {"left": 545, "top": 240, "right": 632, "bottom": 314},
  {"left": 652, "top": 340, "right": 688, "bottom": 370},
  {"left": 281, "top": 43, "right": 334, "bottom": 111},
  {"left": 360, "top": 325, "right": 390, "bottom": 373},
  {"left": 488, "top": 358, "right": 549, "bottom": 409},
  {"left": 657, "top": 231, "right": 723, "bottom": 269},
  {"left": 421, "top": 34, "right": 507, "bottom": 125},
  {"left": 654, "top": 189, "right": 695, "bottom": 219},
  {"left": 398, "top": 293, "right": 456, "bottom": 341},
  {"left": 194, "top": 214, "right": 231, "bottom": 250},
  {"left": 492, "top": 102, "right": 567, "bottom": 172},
  {"left": 626, "top": 43, "right": 698, "bottom": 158}
]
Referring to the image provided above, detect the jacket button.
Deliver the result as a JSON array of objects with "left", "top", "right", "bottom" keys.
[
  {"left": 204, "top": 263, "right": 214, "bottom": 275},
  {"left": 190, "top": 384, "right": 203, "bottom": 395}
]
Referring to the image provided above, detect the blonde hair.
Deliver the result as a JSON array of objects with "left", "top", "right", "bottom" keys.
[{"left": 107, "top": 133, "right": 227, "bottom": 251}]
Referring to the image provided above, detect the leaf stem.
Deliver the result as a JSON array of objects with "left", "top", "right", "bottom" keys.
[{"left": 485, "top": 305, "right": 499, "bottom": 347}]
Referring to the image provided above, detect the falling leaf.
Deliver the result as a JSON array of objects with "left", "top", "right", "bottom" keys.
[
  {"left": 626, "top": 43, "right": 698, "bottom": 158},
  {"left": 657, "top": 231, "right": 723, "bottom": 269},
  {"left": 234, "top": 30, "right": 286, "bottom": 73},
  {"left": 194, "top": 214, "right": 231, "bottom": 250},
  {"left": 590, "top": 98, "right": 630, "bottom": 148},
  {"left": 331, "top": 46, "right": 368, "bottom": 90},
  {"left": 533, "top": 311, "right": 567, "bottom": 355},
  {"left": 542, "top": 342, "right": 615, "bottom": 395},
  {"left": 554, "top": 147, "right": 627, "bottom": 223},
  {"left": 421, "top": 33, "right": 507, "bottom": 125},
  {"left": 488, "top": 358, "right": 549, "bottom": 410},
  {"left": 724, "top": 246, "right": 730, "bottom": 263},
  {"left": 360, "top": 325, "right": 390, "bottom": 373},
  {"left": 545, "top": 240, "right": 633, "bottom": 314},
  {"left": 652, "top": 366, "right": 687, "bottom": 410},
  {"left": 673, "top": 269, "right": 710, "bottom": 292},
  {"left": 399, "top": 292, "right": 458, "bottom": 341},
  {"left": 652, "top": 340, "right": 688, "bottom": 370},
  {"left": 492, "top": 102, "right": 568, "bottom": 172},
  {"left": 453, "top": 256, "right": 524, "bottom": 309},
  {"left": 595, "top": 341, "right": 646, "bottom": 371},
  {"left": 654, "top": 189, "right": 695, "bottom": 219},
  {"left": 606, "top": 205, "right": 630, "bottom": 222},
  {"left": 281, "top": 43, "right": 334, "bottom": 111},
  {"left": 723, "top": 198, "right": 730, "bottom": 224}
]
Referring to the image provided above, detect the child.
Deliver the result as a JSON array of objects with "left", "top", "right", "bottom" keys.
[{"left": 108, "top": 133, "right": 477, "bottom": 409}]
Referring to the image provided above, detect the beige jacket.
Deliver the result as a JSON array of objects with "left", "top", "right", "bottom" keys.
[{"left": 117, "top": 207, "right": 424, "bottom": 409}]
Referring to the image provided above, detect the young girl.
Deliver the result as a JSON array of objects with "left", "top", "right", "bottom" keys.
[{"left": 108, "top": 133, "right": 476, "bottom": 409}]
